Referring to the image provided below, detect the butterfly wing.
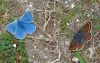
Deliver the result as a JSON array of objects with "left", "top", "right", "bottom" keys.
[
  {"left": 18, "top": 11, "right": 36, "bottom": 34},
  {"left": 6, "top": 22, "right": 18, "bottom": 35},
  {"left": 19, "top": 11, "right": 33, "bottom": 23},
  {"left": 77, "top": 38, "right": 84, "bottom": 50},
  {"left": 6, "top": 21, "right": 26, "bottom": 39},
  {"left": 78, "top": 32, "right": 91, "bottom": 41},
  {"left": 6, "top": 11, "right": 36, "bottom": 39},
  {"left": 69, "top": 22, "right": 91, "bottom": 51},
  {"left": 22, "top": 23, "right": 36, "bottom": 34},
  {"left": 78, "top": 22, "right": 92, "bottom": 41},
  {"left": 69, "top": 36, "right": 84, "bottom": 51},
  {"left": 14, "top": 24, "right": 26, "bottom": 39},
  {"left": 69, "top": 37, "right": 78, "bottom": 51}
]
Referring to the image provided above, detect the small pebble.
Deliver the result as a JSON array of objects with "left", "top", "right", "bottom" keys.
[
  {"left": 76, "top": 19, "right": 79, "bottom": 22},
  {"left": 67, "top": 23, "right": 69, "bottom": 25},
  {"left": 17, "top": 0, "right": 27, "bottom": 2},
  {"left": 65, "top": 40, "right": 70, "bottom": 46},
  {"left": 71, "top": 4, "right": 75, "bottom": 8},
  {"left": 39, "top": 34, "right": 44, "bottom": 38},
  {"left": 44, "top": 55, "right": 48, "bottom": 58},
  {"left": 34, "top": 46, "right": 37, "bottom": 49},
  {"left": 32, "top": 55, "right": 35, "bottom": 58},
  {"left": 87, "top": 14, "right": 90, "bottom": 17},
  {"left": 45, "top": 48, "right": 48, "bottom": 51},
  {"left": 88, "top": 48, "right": 94, "bottom": 54},
  {"left": 29, "top": 59, "right": 32, "bottom": 62},
  {"left": 65, "top": 1, "right": 68, "bottom": 4},
  {"left": 28, "top": 2, "right": 33, "bottom": 7},
  {"left": 88, "top": 47, "right": 95, "bottom": 58},
  {"left": 13, "top": 44, "right": 16, "bottom": 48},
  {"left": 91, "top": 9, "right": 94, "bottom": 12},
  {"left": 72, "top": 57, "right": 78, "bottom": 62}
]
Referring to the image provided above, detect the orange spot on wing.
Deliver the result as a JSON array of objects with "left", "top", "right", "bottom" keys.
[
  {"left": 86, "top": 22, "right": 91, "bottom": 41},
  {"left": 69, "top": 46, "right": 77, "bottom": 50},
  {"left": 86, "top": 35, "right": 91, "bottom": 41},
  {"left": 78, "top": 44, "right": 84, "bottom": 49},
  {"left": 88, "top": 22, "right": 91, "bottom": 32}
]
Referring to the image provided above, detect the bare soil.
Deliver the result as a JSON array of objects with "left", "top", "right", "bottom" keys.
[{"left": 2, "top": 0, "right": 100, "bottom": 63}]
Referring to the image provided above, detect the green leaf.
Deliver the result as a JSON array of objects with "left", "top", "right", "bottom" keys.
[
  {"left": 0, "top": 33, "right": 14, "bottom": 43},
  {"left": 0, "top": 46, "right": 5, "bottom": 51},
  {"left": 0, "top": 58, "right": 3, "bottom": 63},
  {"left": 5, "top": 40, "right": 11, "bottom": 44},
  {"left": 8, "top": 14, "right": 14, "bottom": 22},
  {"left": 6, "top": 1, "right": 17, "bottom": 9},
  {"left": 0, "top": 32, "right": 29, "bottom": 62},
  {"left": 6, "top": 56, "right": 15, "bottom": 63},
  {"left": 0, "top": 53, "right": 2, "bottom": 57},
  {"left": 7, "top": 44, "right": 13, "bottom": 48},
  {"left": 0, "top": 0, "right": 3, "bottom": 5},
  {"left": 78, "top": 4, "right": 82, "bottom": 12},
  {"left": 17, "top": 43, "right": 24, "bottom": 53},
  {"left": 94, "top": 0, "right": 97, "bottom": 4},
  {"left": 62, "top": 7, "right": 77, "bottom": 29},
  {"left": 94, "top": 25, "right": 100, "bottom": 33},
  {"left": 62, "top": 7, "right": 77, "bottom": 40},
  {"left": 3, "top": 51, "right": 9, "bottom": 56},
  {"left": 21, "top": 56, "right": 27, "bottom": 61},
  {"left": 7, "top": 49, "right": 13, "bottom": 53},
  {"left": 56, "top": 13, "right": 61, "bottom": 20},
  {"left": 75, "top": 50, "right": 84, "bottom": 63},
  {"left": 0, "top": 33, "right": 11, "bottom": 39},
  {"left": 0, "top": 40, "right": 6, "bottom": 45},
  {"left": 84, "top": 52, "right": 89, "bottom": 63},
  {"left": 19, "top": 39, "right": 26, "bottom": 43}
]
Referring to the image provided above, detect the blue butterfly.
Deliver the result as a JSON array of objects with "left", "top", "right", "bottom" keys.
[{"left": 6, "top": 11, "right": 36, "bottom": 39}]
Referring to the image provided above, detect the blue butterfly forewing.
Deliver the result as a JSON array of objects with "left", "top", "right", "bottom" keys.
[
  {"left": 19, "top": 11, "right": 33, "bottom": 23},
  {"left": 6, "top": 22, "right": 18, "bottom": 35}
]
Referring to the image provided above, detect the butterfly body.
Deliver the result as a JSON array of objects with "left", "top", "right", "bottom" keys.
[
  {"left": 75, "top": 33, "right": 84, "bottom": 41},
  {"left": 6, "top": 11, "right": 36, "bottom": 39},
  {"left": 69, "top": 22, "right": 92, "bottom": 51}
]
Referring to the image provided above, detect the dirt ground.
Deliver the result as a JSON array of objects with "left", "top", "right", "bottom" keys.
[{"left": 2, "top": 0, "right": 100, "bottom": 63}]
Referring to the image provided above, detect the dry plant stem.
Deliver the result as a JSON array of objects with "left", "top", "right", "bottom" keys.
[
  {"left": 3, "top": 9, "right": 9, "bottom": 23},
  {"left": 92, "top": 38, "right": 94, "bottom": 49},
  {"left": 46, "top": 28, "right": 61, "bottom": 45},
  {"left": 54, "top": 0, "right": 56, "bottom": 11},
  {"left": 51, "top": 41, "right": 61, "bottom": 63},
  {"left": 35, "top": 9, "right": 56, "bottom": 12},
  {"left": 43, "top": 8, "right": 51, "bottom": 31},
  {"left": 26, "top": 32, "right": 66, "bottom": 42},
  {"left": 26, "top": 36, "right": 53, "bottom": 42},
  {"left": 84, "top": 4, "right": 88, "bottom": 17},
  {"left": 26, "top": 36, "right": 56, "bottom": 47},
  {"left": 26, "top": 32, "right": 66, "bottom": 48},
  {"left": 51, "top": 50, "right": 61, "bottom": 63},
  {"left": 53, "top": 19, "right": 56, "bottom": 29},
  {"left": 33, "top": 21, "right": 52, "bottom": 38},
  {"left": 53, "top": 28, "right": 60, "bottom": 38}
]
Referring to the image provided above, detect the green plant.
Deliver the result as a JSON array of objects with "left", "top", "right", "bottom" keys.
[
  {"left": 0, "top": 33, "right": 31, "bottom": 63},
  {"left": 0, "top": 0, "right": 17, "bottom": 25}
]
